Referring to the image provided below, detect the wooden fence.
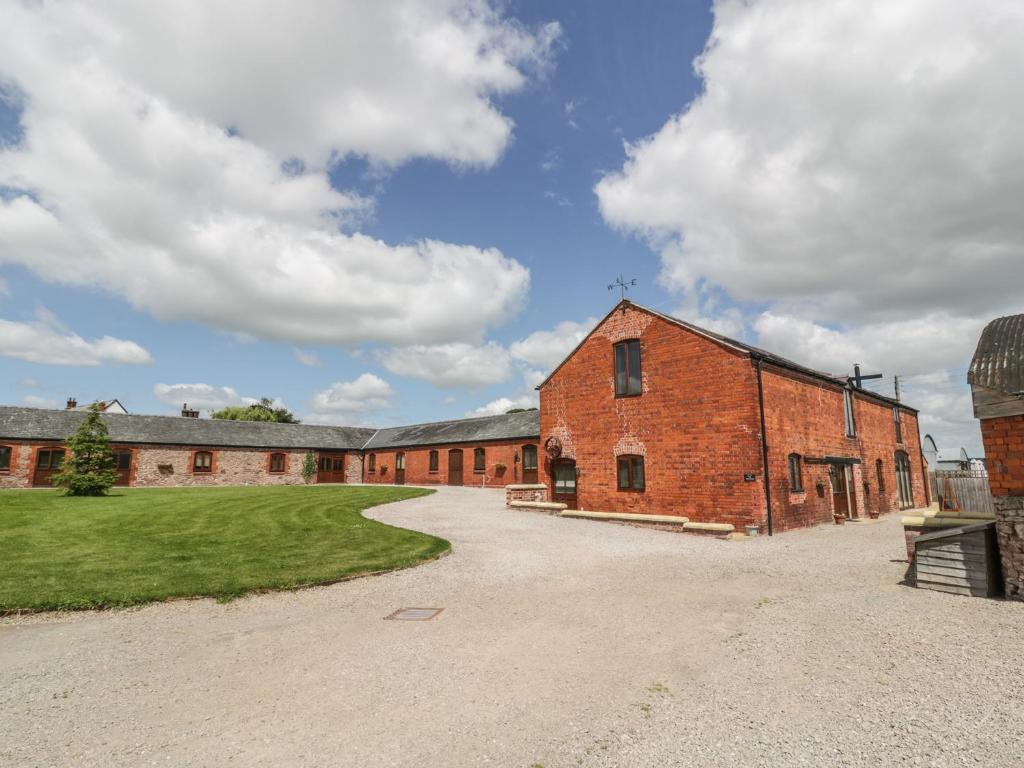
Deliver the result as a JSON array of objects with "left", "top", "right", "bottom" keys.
[{"left": 932, "top": 470, "right": 995, "bottom": 516}]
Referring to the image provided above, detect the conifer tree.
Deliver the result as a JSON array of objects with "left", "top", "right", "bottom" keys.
[
  {"left": 301, "top": 451, "right": 317, "bottom": 484},
  {"left": 52, "top": 405, "right": 119, "bottom": 496}
]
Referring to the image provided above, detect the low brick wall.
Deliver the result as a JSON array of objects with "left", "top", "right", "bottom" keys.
[
  {"left": 995, "top": 496, "right": 1024, "bottom": 600},
  {"left": 506, "top": 484, "right": 548, "bottom": 506}
]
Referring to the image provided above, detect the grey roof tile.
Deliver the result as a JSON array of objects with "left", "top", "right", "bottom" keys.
[{"left": 362, "top": 411, "right": 540, "bottom": 450}]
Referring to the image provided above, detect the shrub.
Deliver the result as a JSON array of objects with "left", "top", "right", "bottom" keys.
[
  {"left": 301, "top": 452, "right": 317, "bottom": 484},
  {"left": 51, "top": 405, "right": 119, "bottom": 496}
]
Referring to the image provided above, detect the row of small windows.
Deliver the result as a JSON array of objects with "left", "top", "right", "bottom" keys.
[
  {"left": 787, "top": 452, "right": 911, "bottom": 497},
  {"left": 368, "top": 447, "right": 508, "bottom": 474}
]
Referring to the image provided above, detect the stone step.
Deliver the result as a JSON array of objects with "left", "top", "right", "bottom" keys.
[
  {"left": 505, "top": 484, "right": 548, "bottom": 491},
  {"left": 682, "top": 521, "right": 735, "bottom": 533},
  {"left": 509, "top": 501, "right": 567, "bottom": 512},
  {"left": 560, "top": 510, "right": 689, "bottom": 525}
]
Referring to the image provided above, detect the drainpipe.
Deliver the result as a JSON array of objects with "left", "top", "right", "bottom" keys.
[{"left": 755, "top": 357, "right": 774, "bottom": 536}]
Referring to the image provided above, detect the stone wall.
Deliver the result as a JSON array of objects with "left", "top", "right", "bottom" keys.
[
  {"left": 345, "top": 453, "right": 363, "bottom": 484},
  {"left": 995, "top": 496, "right": 1024, "bottom": 600},
  {"left": 132, "top": 445, "right": 308, "bottom": 487}
]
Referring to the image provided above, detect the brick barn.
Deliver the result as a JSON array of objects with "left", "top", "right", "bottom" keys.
[
  {"left": 0, "top": 407, "right": 539, "bottom": 490},
  {"left": 538, "top": 300, "right": 927, "bottom": 534}
]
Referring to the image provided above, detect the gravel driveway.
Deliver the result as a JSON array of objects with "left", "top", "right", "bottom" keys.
[{"left": 2, "top": 486, "right": 1022, "bottom": 767}]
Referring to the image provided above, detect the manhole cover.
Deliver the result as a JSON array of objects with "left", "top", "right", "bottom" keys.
[{"left": 385, "top": 607, "right": 443, "bottom": 621}]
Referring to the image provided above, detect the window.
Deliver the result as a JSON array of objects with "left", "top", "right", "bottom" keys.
[
  {"left": 553, "top": 462, "right": 577, "bottom": 494},
  {"left": 474, "top": 447, "right": 486, "bottom": 472},
  {"left": 332, "top": 456, "right": 344, "bottom": 471},
  {"left": 115, "top": 451, "right": 132, "bottom": 470},
  {"left": 0, "top": 445, "right": 11, "bottom": 471},
  {"left": 617, "top": 455, "right": 645, "bottom": 491},
  {"left": 429, "top": 450, "right": 439, "bottom": 473},
  {"left": 893, "top": 407, "right": 903, "bottom": 443},
  {"left": 614, "top": 340, "right": 642, "bottom": 396},
  {"left": 843, "top": 389, "right": 857, "bottom": 437},
  {"left": 193, "top": 451, "right": 213, "bottom": 473},
  {"left": 269, "top": 452, "right": 286, "bottom": 473},
  {"left": 396, "top": 452, "right": 405, "bottom": 470},
  {"left": 36, "top": 449, "right": 65, "bottom": 469},
  {"left": 876, "top": 458, "right": 885, "bottom": 491},
  {"left": 522, "top": 445, "right": 537, "bottom": 471},
  {"left": 319, "top": 455, "right": 331, "bottom": 471},
  {"left": 788, "top": 453, "right": 803, "bottom": 492},
  {"left": 368, "top": 454, "right": 376, "bottom": 473}
]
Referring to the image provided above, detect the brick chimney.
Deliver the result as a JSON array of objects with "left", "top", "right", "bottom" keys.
[
  {"left": 181, "top": 403, "right": 200, "bottom": 418},
  {"left": 66, "top": 397, "right": 77, "bottom": 410}
]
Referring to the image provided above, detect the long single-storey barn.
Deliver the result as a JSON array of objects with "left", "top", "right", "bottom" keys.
[
  {"left": 538, "top": 300, "right": 928, "bottom": 533},
  {"left": 0, "top": 407, "right": 539, "bottom": 490}
]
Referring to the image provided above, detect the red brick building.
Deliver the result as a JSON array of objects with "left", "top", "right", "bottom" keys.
[
  {"left": 969, "top": 313, "right": 1024, "bottom": 598},
  {"left": 538, "top": 301, "right": 926, "bottom": 533},
  {"left": 0, "top": 407, "right": 539, "bottom": 490}
]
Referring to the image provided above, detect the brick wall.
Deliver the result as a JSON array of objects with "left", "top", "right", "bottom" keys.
[
  {"left": 539, "top": 304, "right": 767, "bottom": 529},
  {"left": 980, "top": 415, "right": 1024, "bottom": 496},
  {"left": 362, "top": 440, "right": 537, "bottom": 488},
  {"left": 762, "top": 367, "right": 927, "bottom": 531}
]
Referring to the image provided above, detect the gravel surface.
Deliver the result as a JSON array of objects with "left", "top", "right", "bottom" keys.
[{"left": 2, "top": 486, "right": 1021, "bottom": 767}]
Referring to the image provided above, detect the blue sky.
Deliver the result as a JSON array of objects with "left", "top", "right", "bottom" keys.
[{"left": 2, "top": 0, "right": 1019, "bottom": 455}]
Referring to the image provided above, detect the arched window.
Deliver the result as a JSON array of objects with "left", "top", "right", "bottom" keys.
[
  {"left": 788, "top": 453, "right": 803, "bottom": 492},
  {"left": 617, "top": 455, "right": 645, "bottom": 491},
  {"left": 876, "top": 458, "right": 885, "bottom": 490},
  {"left": 193, "top": 451, "right": 213, "bottom": 473},
  {"left": 428, "top": 450, "right": 439, "bottom": 473},
  {"left": 474, "top": 447, "right": 486, "bottom": 472},
  {"left": 268, "top": 452, "right": 286, "bottom": 473},
  {"left": 368, "top": 453, "right": 376, "bottom": 473},
  {"left": 0, "top": 445, "right": 11, "bottom": 472}
]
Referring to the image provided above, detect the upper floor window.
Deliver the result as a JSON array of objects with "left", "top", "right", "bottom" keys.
[
  {"left": 843, "top": 389, "right": 857, "bottom": 437},
  {"left": 893, "top": 407, "right": 903, "bottom": 443},
  {"left": 788, "top": 453, "right": 803, "bottom": 492},
  {"left": 368, "top": 454, "right": 376, "bottom": 473},
  {"left": 614, "top": 340, "right": 642, "bottom": 397},
  {"left": 474, "top": 447, "right": 486, "bottom": 472},
  {"left": 193, "top": 451, "right": 213, "bottom": 473},
  {"left": 429, "top": 450, "right": 439, "bottom": 473},
  {"left": 617, "top": 455, "right": 645, "bottom": 491},
  {"left": 269, "top": 452, "right": 286, "bottom": 473},
  {"left": 0, "top": 445, "right": 11, "bottom": 471}
]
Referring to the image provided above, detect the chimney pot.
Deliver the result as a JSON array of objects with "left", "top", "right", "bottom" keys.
[
  {"left": 66, "top": 397, "right": 77, "bottom": 410},
  {"left": 181, "top": 403, "right": 199, "bottom": 418}
]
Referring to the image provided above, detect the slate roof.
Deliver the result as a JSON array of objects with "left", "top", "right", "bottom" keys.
[
  {"left": 968, "top": 313, "right": 1024, "bottom": 396},
  {"left": 0, "top": 406, "right": 376, "bottom": 450},
  {"left": 538, "top": 300, "right": 916, "bottom": 412},
  {"left": 362, "top": 410, "right": 540, "bottom": 450}
]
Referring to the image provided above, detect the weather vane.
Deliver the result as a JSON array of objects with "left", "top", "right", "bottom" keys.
[{"left": 608, "top": 275, "right": 637, "bottom": 301}]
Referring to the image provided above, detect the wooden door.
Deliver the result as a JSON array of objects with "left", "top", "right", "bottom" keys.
[
  {"left": 830, "top": 464, "right": 856, "bottom": 519},
  {"left": 114, "top": 450, "right": 132, "bottom": 486},
  {"left": 33, "top": 448, "right": 65, "bottom": 487},
  {"left": 522, "top": 444, "right": 538, "bottom": 484},
  {"left": 395, "top": 452, "right": 406, "bottom": 485},
  {"left": 447, "top": 449, "right": 463, "bottom": 485},
  {"left": 317, "top": 454, "right": 346, "bottom": 483},
  {"left": 895, "top": 452, "right": 914, "bottom": 509},
  {"left": 552, "top": 459, "right": 578, "bottom": 510}
]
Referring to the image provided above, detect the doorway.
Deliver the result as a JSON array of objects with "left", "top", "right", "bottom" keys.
[
  {"left": 522, "top": 444, "right": 538, "bottom": 484},
  {"left": 317, "top": 454, "right": 346, "bottom": 484},
  {"left": 395, "top": 452, "right": 406, "bottom": 485},
  {"left": 33, "top": 448, "right": 65, "bottom": 487},
  {"left": 895, "top": 451, "right": 914, "bottom": 509},
  {"left": 829, "top": 463, "right": 857, "bottom": 519},
  {"left": 552, "top": 459, "right": 578, "bottom": 510},
  {"left": 114, "top": 450, "right": 132, "bottom": 486},
  {"left": 448, "top": 449, "right": 463, "bottom": 485}
]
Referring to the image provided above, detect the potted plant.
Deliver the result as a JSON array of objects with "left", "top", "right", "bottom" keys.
[
  {"left": 868, "top": 509, "right": 880, "bottom": 520},
  {"left": 833, "top": 512, "right": 846, "bottom": 525},
  {"left": 494, "top": 462, "right": 507, "bottom": 476}
]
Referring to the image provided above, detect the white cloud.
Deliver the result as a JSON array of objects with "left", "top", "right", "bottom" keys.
[
  {"left": 0, "top": 310, "right": 152, "bottom": 366},
  {"left": 153, "top": 383, "right": 247, "bottom": 412},
  {"left": 293, "top": 348, "right": 322, "bottom": 368},
  {"left": 466, "top": 394, "right": 537, "bottom": 417},
  {"left": 310, "top": 373, "right": 393, "bottom": 415},
  {"left": 510, "top": 317, "right": 597, "bottom": 372},
  {"left": 22, "top": 394, "right": 57, "bottom": 409},
  {"left": 377, "top": 342, "right": 512, "bottom": 389},
  {"left": 595, "top": 0, "right": 1022, "bottom": 456},
  {"left": 0, "top": 1, "right": 554, "bottom": 346}
]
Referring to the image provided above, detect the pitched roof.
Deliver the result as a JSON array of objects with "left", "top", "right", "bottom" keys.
[
  {"left": 0, "top": 406, "right": 376, "bottom": 450},
  {"left": 362, "top": 410, "right": 540, "bottom": 450},
  {"left": 968, "top": 313, "right": 1024, "bottom": 396},
  {"left": 537, "top": 300, "right": 915, "bottom": 411}
]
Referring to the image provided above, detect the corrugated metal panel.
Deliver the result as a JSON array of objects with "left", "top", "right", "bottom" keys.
[{"left": 968, "top": 313, "right": 1024, "bottom": 396}]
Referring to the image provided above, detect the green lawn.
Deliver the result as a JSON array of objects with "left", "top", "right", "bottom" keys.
[{"left": 0, "top": 485, "right": 447, "bottom": 612}]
